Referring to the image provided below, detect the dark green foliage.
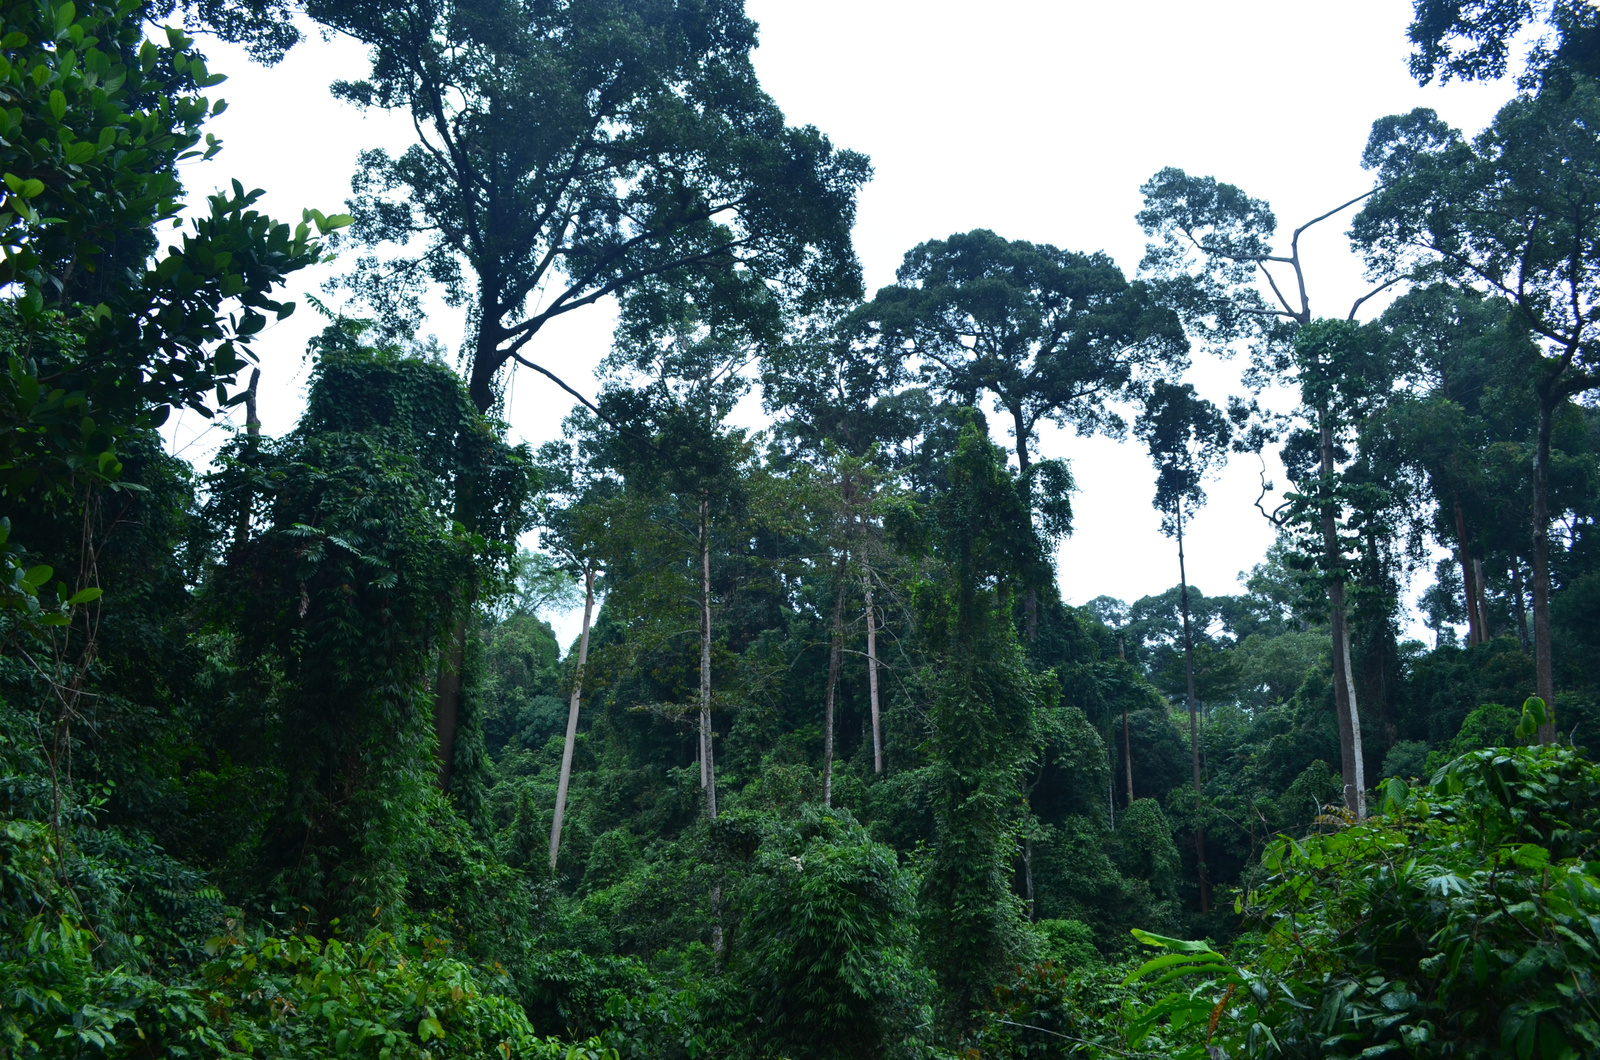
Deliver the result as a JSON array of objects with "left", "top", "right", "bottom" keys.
[
  {"left": 209, "top": 341, "right": 530, "bottom": 922},
  {"left": 1115, "top": 743, "right": 1600, "bottom": 1058},
  {"left": 308, "top": 0, "right": 870, "bottom": 411},
  {"left": 912, "top": 420, "right": 1055, "bottom": 1029},
  {"left": 732, "top": 807, "right": 928, "bottom": 1060}
]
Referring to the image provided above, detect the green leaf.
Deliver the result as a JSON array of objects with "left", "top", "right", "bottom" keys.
[
  {"left": 1130, "top": 928, "right": 1215, "bottom": 953},
  {"left": 49, "top": 89, "right": 65, "bottom": 121},
  {"left": 65, "top": 587, "right": 101, "bottom": 606},
  {"left": 23, "top": 565, "right": 53, "bottom": 587},
  {"left": 54, "top": 3, "right": 76, "bottom": 35},
  {"left": 1516, "top": 696, "right": 1548, "bottom": 740}
]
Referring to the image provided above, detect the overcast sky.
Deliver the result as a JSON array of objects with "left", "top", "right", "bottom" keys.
[{"left": 164, "top": 1, "right": 1525, "bottom": 644}]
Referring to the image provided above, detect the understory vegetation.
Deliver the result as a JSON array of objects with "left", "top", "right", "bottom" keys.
[{"left": 6, "top": 0, "right": 1600, "bottom": 1057}]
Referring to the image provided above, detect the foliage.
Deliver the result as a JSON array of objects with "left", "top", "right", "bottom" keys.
[
  {"left": 1118, "top": 740, "right": 1600, "bottom": 1059},
  {"left": 309, "top": 0, "right": 870, "bottom": 410},
  {"left": 732, "top": 807, "right": 929, "bottom": 1059}
]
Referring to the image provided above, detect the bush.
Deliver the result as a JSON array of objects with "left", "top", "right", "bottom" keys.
[{"left": 1118, "top": 743, "right": 1600, "bottom": 1058}]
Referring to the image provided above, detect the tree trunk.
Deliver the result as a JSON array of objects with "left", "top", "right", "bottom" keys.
[
  {"left": 699, "top": 496, "right": 718, "bottom": 818},
  {"left": 1532, "top": 395, "right": 1557, "bottom": 744},
  {"left": 1107, "top": 741, "right": 1115, "bottom": 828},
  {"left": 1512, "top": 559, "right": 1532, "bottom": 652},
  {"left": 1014, "top": 408, "right": 1039, "bottom": 642},
  {"left": 1453, "top": 498, "right": 1482, "bottom": 646},
  {"left": 1123, "top": 704, "right": 1134, "bottom": 806},
  {"left": 549, "top": 565, "right": 595, "bottom": 872},
  {"left": 865, "top": 578, "right": 883, "bottom": 774},
  {"left": 1320, "top": 413, "right": 1367, "bottom": 817},
  {"left": 821, "top": 552, "right": 848, "bottom": 807},
  {"left": 1175, "top": 506, "right": 1209, "bottom": 913},
  {"left": 231, "top": 368, "right": 262, "bottom": 553},
  {"left": 1474, "top": 557, "right": 1492, "bottom": 641}
]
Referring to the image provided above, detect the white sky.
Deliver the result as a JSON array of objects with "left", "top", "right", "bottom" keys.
[{"left": 163, "top": 0, "right": 1523, "bottom": 645}]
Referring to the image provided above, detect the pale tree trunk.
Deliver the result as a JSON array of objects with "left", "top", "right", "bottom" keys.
[
  {"left": 1123, "top": 705, "right": 1134, "bottom": 806},
  {"left": 865, "top": 578, "right": 883, "bottom": 774},
  {"left": 699, "top": 497, "right": 717, "bottom": 818},
  {"left": 1453, "top": 499, "right": 1482, "bottom": 646},
  {"left": 231, "top": 368, "right": 262, "bottom": 553},
  {"left": 1532, "top": 395, "right": 1557, "bottom": 744},
  {"left": 821, "top": 553, "right": 848, "bottom": 807},
  {"left": 1106, "top": 747, "right": 1115, "bottom": 829},
  {"left": 699, "top": 496, "right": 722, "bottom": 959},
  {"left": 1175, "top": 505, "right": 1209, "bottom": 913},
  {"left": 549, "top": 565, "right": 595, "bottom": 872},
  {"left": 1320, "top": 413, "right": 1367, "bottom": 817}
]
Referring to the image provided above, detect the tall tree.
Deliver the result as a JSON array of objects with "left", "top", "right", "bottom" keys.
[
  {"left": 533, "top": 444, "right": 618, "bottom": 872},
  {"left": 316, "top": 0, "right": 870, "bottom": 413},
  {"left": 860, "top": 230, "right": 1187, "bottom": 476},
  {"left": 1138, "top": 169, "right": 1403, "bottom": 816},
  {"left": 1353, "top": 92, "right": 1600, "bottom": 742},
  {"left": 306, "top": 0, "right": 868, "bottom": 775},
  {"left": 591, "top": 321, "right": 755, "bottom": 823},
  {"left": 912, "top": 415, "right": 1054, "bottom": 1033},
  {"left": 1134, "top": 380, "right": 1230, "bottom": 912},
  {"left": 1369, "top": 285, "right": 1543, "bottom": 648},
  {"left": 859, "top": 229, "right": 1184, "bottom": 635}
]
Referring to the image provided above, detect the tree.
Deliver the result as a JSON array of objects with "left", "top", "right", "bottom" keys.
[
  {"left": 1353, "top": 91, "right": 1600, "bottom": 742},
  {"left": 912, "top": 415, "right": 1055, "bottom": 1032},
  {"left": 211, "top": 335, "right": 530, "bottom": 919},
  {"left": 1138, "top": 169, "right": 1402, "bottom": 815},
  {"left": 0, "top": 0, "right": 340, "bottom": 532},
  {"left": 313, "top": 0, "right": 870, "bottom": 413},
  {"left": 1369, "top": 285, "right": 1543, "bottom": 648},
  {"left": 1406, "top": 0, "right": 1600, "bottom": 89},
  {"left": 304, "top": 0, "right": 868, "bottom": 775},
  {"left": 532, "top": 445, "right": 616, "bottom": 872},
  {"left": 860, "top": 230, "right": 1188, "bottom": 476},
  {"left": 859, "top": 229, "right": 1175, "bottom": 635},
  {"left": 1135, "top": 380, "right": 1230, "bottom": 911},
  {"left": 590, "top": 323, "right": 757, "bottom": 825}
]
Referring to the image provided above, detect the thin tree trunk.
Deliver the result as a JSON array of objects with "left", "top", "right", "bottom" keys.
[
  {"left": 1107, "top": 743, "right": 1115, "bottom": 828},
  {"left": 821, "top": 553, "right": 848, "bottom": 807},
  {"left": 1176, "top": 506, "right": 1209, "bottom": 913},
  {"left": 1532, "top": 397, "right": 1557, "bottom": 744},
  {"left": 1453, "top": 498, "right": 1482, "bottom": 645},
  {"left": 1014, "top": 410, "right": 1039, "bottom": 642},
  {"left": 1120, "top": 634, "right": 1133, "bottom": 806},
  {"left": 1022, "top": 837, "right": 1035, "bottom": 920},
  {"left": 1123, "top": 704, "right": 1134, "bottom": 805},
  {"left": 699, "top": 496, "right": 718, "bottom": 818},
  {"left": 865, "top": 579, "right": 883, "bottom": 774},
  {"left": 1474, "top": 557, "right": 1492, "bottom": 641},
  {"left": 549, "top": 565, "right": 595, "bottom": 872},
  {"left": 1512, "top": 559, "right": 1531, "bottom": 652},
  {"left": 1320, "top": 413, "right": 1367, "bottom": 817},
  {"left": 231, "top": 368, "right": 262, "bottom": 553}
]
